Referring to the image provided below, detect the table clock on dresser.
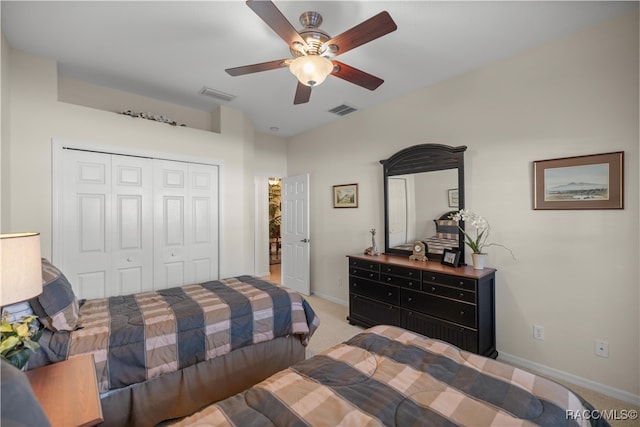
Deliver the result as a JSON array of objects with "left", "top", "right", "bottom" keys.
[{"left": 347, "top": 253, "right": 497, "bottom": 358}]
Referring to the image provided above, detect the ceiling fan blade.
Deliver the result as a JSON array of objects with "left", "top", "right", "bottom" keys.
[
  {"left": 293, "top": 82, "right": 312, "bottom": 105},
  {"left": 246, "top": 0, "right": 308, "bottom": 50},
  {"left": 331, "top": 61, "right": 384, "bottom": 91},
  {"left": 225, "top": 59, "right": 289, "bottom": 76},
  {"left": 324, "top": 11, "right": 397, "bottom": 57}
]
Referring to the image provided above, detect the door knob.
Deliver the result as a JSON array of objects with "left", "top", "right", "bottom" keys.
[{"left": 300, "top": 238, "right": 310, "bottom": 243}]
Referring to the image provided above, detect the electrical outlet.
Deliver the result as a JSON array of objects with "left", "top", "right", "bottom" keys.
[
  {"left": 533, "top": 324, "right": 545, "bottom": 340},
  {"left": 595, "top": 340, "right": 609, "bottom": 358}
]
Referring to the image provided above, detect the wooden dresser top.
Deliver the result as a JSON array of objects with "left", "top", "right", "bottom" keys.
[{"left": 348, "top": 253, "right": 496, "bottom": 279}]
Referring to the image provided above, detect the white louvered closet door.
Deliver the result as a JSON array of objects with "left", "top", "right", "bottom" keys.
[{"left": 57, "top": 147, "right": 219, "bottom": 298}]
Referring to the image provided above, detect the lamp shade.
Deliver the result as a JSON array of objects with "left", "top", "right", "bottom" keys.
[
  {"left": 0, "top": 233, "right": 42, "bottom": 307},
  {"left": 289, "top": 55, "right": 334, "bottom": 87}
]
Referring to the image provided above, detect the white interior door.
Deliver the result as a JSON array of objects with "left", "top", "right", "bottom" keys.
[
  {"left": 187, "top": 162, "right": 219, "bottom": 284},
  {"left": 60, "top": 150, "right": 154, "bottom": 298},
  {"left": 111, "top": 154, "right": 154, "bottom": 294},
  {"left": 388, "top": 177, "right": 408, "bottom": 247},
  {"left": 55, "top": 144, "right": 219, "bottom": 297},
  {"left": 281, "top": 174, "right": 310, "bottom": 295},
  {"left": 154, "top": 159, "right": 189, "bottom": 288},
  {"left": 153, "top": 159, "right": 219, "bottom": 289},
  {"left": 61, "top": 149, "right": 113, "bottom": 299}
]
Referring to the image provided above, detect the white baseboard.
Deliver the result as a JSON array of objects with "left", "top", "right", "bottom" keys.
[
  {"left": 310, "top": 291, "right": 348, "bottom": 307},
  {"left": 498, "top": 351, "right": 640, "bottom": 406}
]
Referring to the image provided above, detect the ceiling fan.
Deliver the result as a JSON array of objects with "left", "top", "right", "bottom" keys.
[{"left": 225, "top": 0, "right": 397, "bottom": 105}]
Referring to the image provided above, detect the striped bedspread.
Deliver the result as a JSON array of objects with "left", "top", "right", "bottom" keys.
[
  {"left": 36, "top": 276, "right": 319, "bottom": 393},
  {"left": 173, "top": 325, "right": 609, "bottom": 427}
]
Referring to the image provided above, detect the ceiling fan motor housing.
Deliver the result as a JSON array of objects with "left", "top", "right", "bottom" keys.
[{"left": 290, "top": 11, "right": 332, "bottom": 57}]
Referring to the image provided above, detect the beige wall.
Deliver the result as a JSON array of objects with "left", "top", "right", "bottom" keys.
[
  {"left": 287, "top": 11, "right": 639, "bottom": 401},
  {"left": 1, "top": 32, "right": 10, "bottom": 230},
  {"left": 4, "top": 48, "right": 256, "bottom": 279}
]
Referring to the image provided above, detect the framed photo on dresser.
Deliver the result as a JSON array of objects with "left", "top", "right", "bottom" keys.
[{"left": 441, "top": 248, "right": 461, "bottom": 267}]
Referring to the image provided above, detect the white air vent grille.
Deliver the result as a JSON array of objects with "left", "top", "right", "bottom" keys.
[
  {"left": 199, "top": 87, "right": 236, "bottom": 102},
  {"left": 328, "top": 104, "right": 358, "bottom": 116}
]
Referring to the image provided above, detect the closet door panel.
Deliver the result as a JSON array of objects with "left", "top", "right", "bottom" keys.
[
  {"left": 111, "top": 155, "right": 153, "bottom": 294},
  {"left": 189, "top": 164, "right": 219, "bottom": 283},
  {"left": 154, "top": 160, "right": 189, "bottom": 289},
  {"left": 61, "top": 150, "right": 113, "bottom": 298}
]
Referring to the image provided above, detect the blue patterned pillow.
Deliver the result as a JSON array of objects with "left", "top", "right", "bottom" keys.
[{"left": 29, "top": 259, "right": 79, "bottom": 332}]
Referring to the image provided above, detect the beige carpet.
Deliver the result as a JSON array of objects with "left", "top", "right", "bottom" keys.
[{"left": 305, "top": 294, "right": 639, "bottom": 427}]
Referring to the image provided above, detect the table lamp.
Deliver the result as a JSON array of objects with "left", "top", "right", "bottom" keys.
[{"left": 0, "top": 232, "right": 43, "bottom": 307}]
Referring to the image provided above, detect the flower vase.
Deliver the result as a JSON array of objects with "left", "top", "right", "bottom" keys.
[{"left": 471, "top": 253, "right": 487, "bottom": 270}]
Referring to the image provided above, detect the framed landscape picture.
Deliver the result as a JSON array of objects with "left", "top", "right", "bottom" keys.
[
  {"left": 333, "top": 183, "right": 358, "bottom": 208},
  {"left": 533, "top": 151, "right": 623, "bottom": 210}
]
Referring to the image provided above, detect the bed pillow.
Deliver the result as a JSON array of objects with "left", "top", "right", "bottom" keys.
[
  {"left": 434, "top": 219, "right": 459, "bottom": 240},
  {"left": 29, "top": 259, "right": 79, "bottom": 332}
]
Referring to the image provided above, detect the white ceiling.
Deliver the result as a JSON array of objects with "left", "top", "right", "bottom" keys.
[{"left": 2, "top": 1, "right": 636, "bottom": 137}]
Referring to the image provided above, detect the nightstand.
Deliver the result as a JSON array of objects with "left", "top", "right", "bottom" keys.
[{"left": 25, "top": 354, "right": 103, "bottom": 427}]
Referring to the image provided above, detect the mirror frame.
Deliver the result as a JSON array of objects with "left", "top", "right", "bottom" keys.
[{"left": 381, "top": 144, "right": 467, "bottom": 264}]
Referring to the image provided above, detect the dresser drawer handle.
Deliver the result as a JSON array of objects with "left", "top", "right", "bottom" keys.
[
  {"left": 387, "top": 277, "right": 392, "bottom": 282},
  {"left": 430, "top": 276, "right": 436, "bottom": 281},
  {"left": 408, "top": 282, "right": 414, "bottom": 287},
  {"left": 459, "top": 292, "right": 464, "bottom": 298},
  {"left": 460, "top": 310, "right": 465, "bottom": 316},
  {"left": 431, "top": 286, "right": 436, "bottom": 292},
  {"left": 408, "top": 271, "right": 413, "bottom": 276},
  {"left": 353, "top": 283, "right": 358, "bottom": 287},
  {"left": 459, "top": 281, "right": 464, "bottom": 286},
  {"left": 407, "top": 297, "right": 412, "bottom": 302},
  {"left": 387, "top": 292, "right": 393, "bottom": 297},
  {"left": 368, "top": 264, "right": 375, "bottom": 269},
  {"left": 386, "top": 267, "right": 392, "bottom": 272},
  {"left": 369, "top": 273, "right": 374, "bottom": 278}
]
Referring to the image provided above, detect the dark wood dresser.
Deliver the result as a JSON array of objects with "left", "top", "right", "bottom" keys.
[{"left": 347, "top": 254, "right": 497, "bottom": 358}]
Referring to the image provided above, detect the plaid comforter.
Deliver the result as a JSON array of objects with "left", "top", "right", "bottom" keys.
[
  {"left": 37, "top": 276, "right": 319, "bottom": 393},
  {"left": 173, "top": 325, "right": 609, "bottom": 427}
]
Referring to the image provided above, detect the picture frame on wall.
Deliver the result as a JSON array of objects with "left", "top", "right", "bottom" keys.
[
  {"left": 533, "top": 151, "right": 623, "bottom": 210},
  {"left": 333, "top": 183, "right": 358, "bottom": 208},
  {"left": 441, "top": 248, "right": 461, "bottom": 267},
  {"left": 448, "top": 188, "right": 459, "bottom": 208}
]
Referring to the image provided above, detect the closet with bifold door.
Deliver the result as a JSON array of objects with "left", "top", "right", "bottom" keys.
[{"left": 54, "top": 146, "right": 219, "bottom": 299}]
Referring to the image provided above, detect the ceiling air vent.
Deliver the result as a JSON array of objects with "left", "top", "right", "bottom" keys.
[
  {"left": 199, "top": 86, "right": 236, "bottom": 102},
  {"left": 328, "top": 104, "right": 358, "bottom": 116}
]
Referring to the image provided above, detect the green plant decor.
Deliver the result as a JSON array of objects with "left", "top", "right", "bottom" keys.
[
  {"left": 269, "top": 183, "right": 282, "bottom": 240},
  {"left": 0, "top": 314, "right": 42, "bottom": 370}
]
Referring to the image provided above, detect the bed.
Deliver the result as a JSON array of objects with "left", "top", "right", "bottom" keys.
[
  {"left": 393, "top": 212, "right": 460, "bottom": 260},
  {"left": 24, "top": 259, "right": 320, "bottom": 427},
  {"left": 170, "top": 325, "right": 610, "bottom": 427}
]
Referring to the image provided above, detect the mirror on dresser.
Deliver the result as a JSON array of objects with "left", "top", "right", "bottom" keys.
[{"left": 380, "top": 144, "right": 467, "bottom": 264}]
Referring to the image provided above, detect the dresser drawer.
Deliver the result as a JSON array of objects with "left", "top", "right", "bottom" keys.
[
  {"left": 423, "top": 272, "right": 476, "bottom": 291},
  {"left": 423, "top": 283, "right": 475, "bottom": 303},
  {"left": 380, "top": 273, "right": 421, "bottom": 290},
  {"left": 350, "top": 278, "right": 399, "bottom": 305},
  {"left": 348, "top": 258, "right": 380, "bottom": 271},
  {"left": 402, "top": 310, "right": 478, "bottom": 354},
  {"left": 349, "top": 294, "right": 401, "bottom": 327},
  {"left": 402, "top": 289, "right": 476, "bottom": 328},
  {"left": 349, "top": 266, "right": 380, "bottom": 281},
  {"left": 379, "top": 264, "right": 420, "bottom": 280}
]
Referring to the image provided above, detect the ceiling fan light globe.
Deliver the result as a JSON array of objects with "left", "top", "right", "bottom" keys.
[{"left": 289, "top": 55, "right": 333, "bottom": 87}]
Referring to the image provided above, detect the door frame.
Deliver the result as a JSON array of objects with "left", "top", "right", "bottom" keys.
[{"left": 51, "top": 139, "right": 222, "bottom": 268}]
